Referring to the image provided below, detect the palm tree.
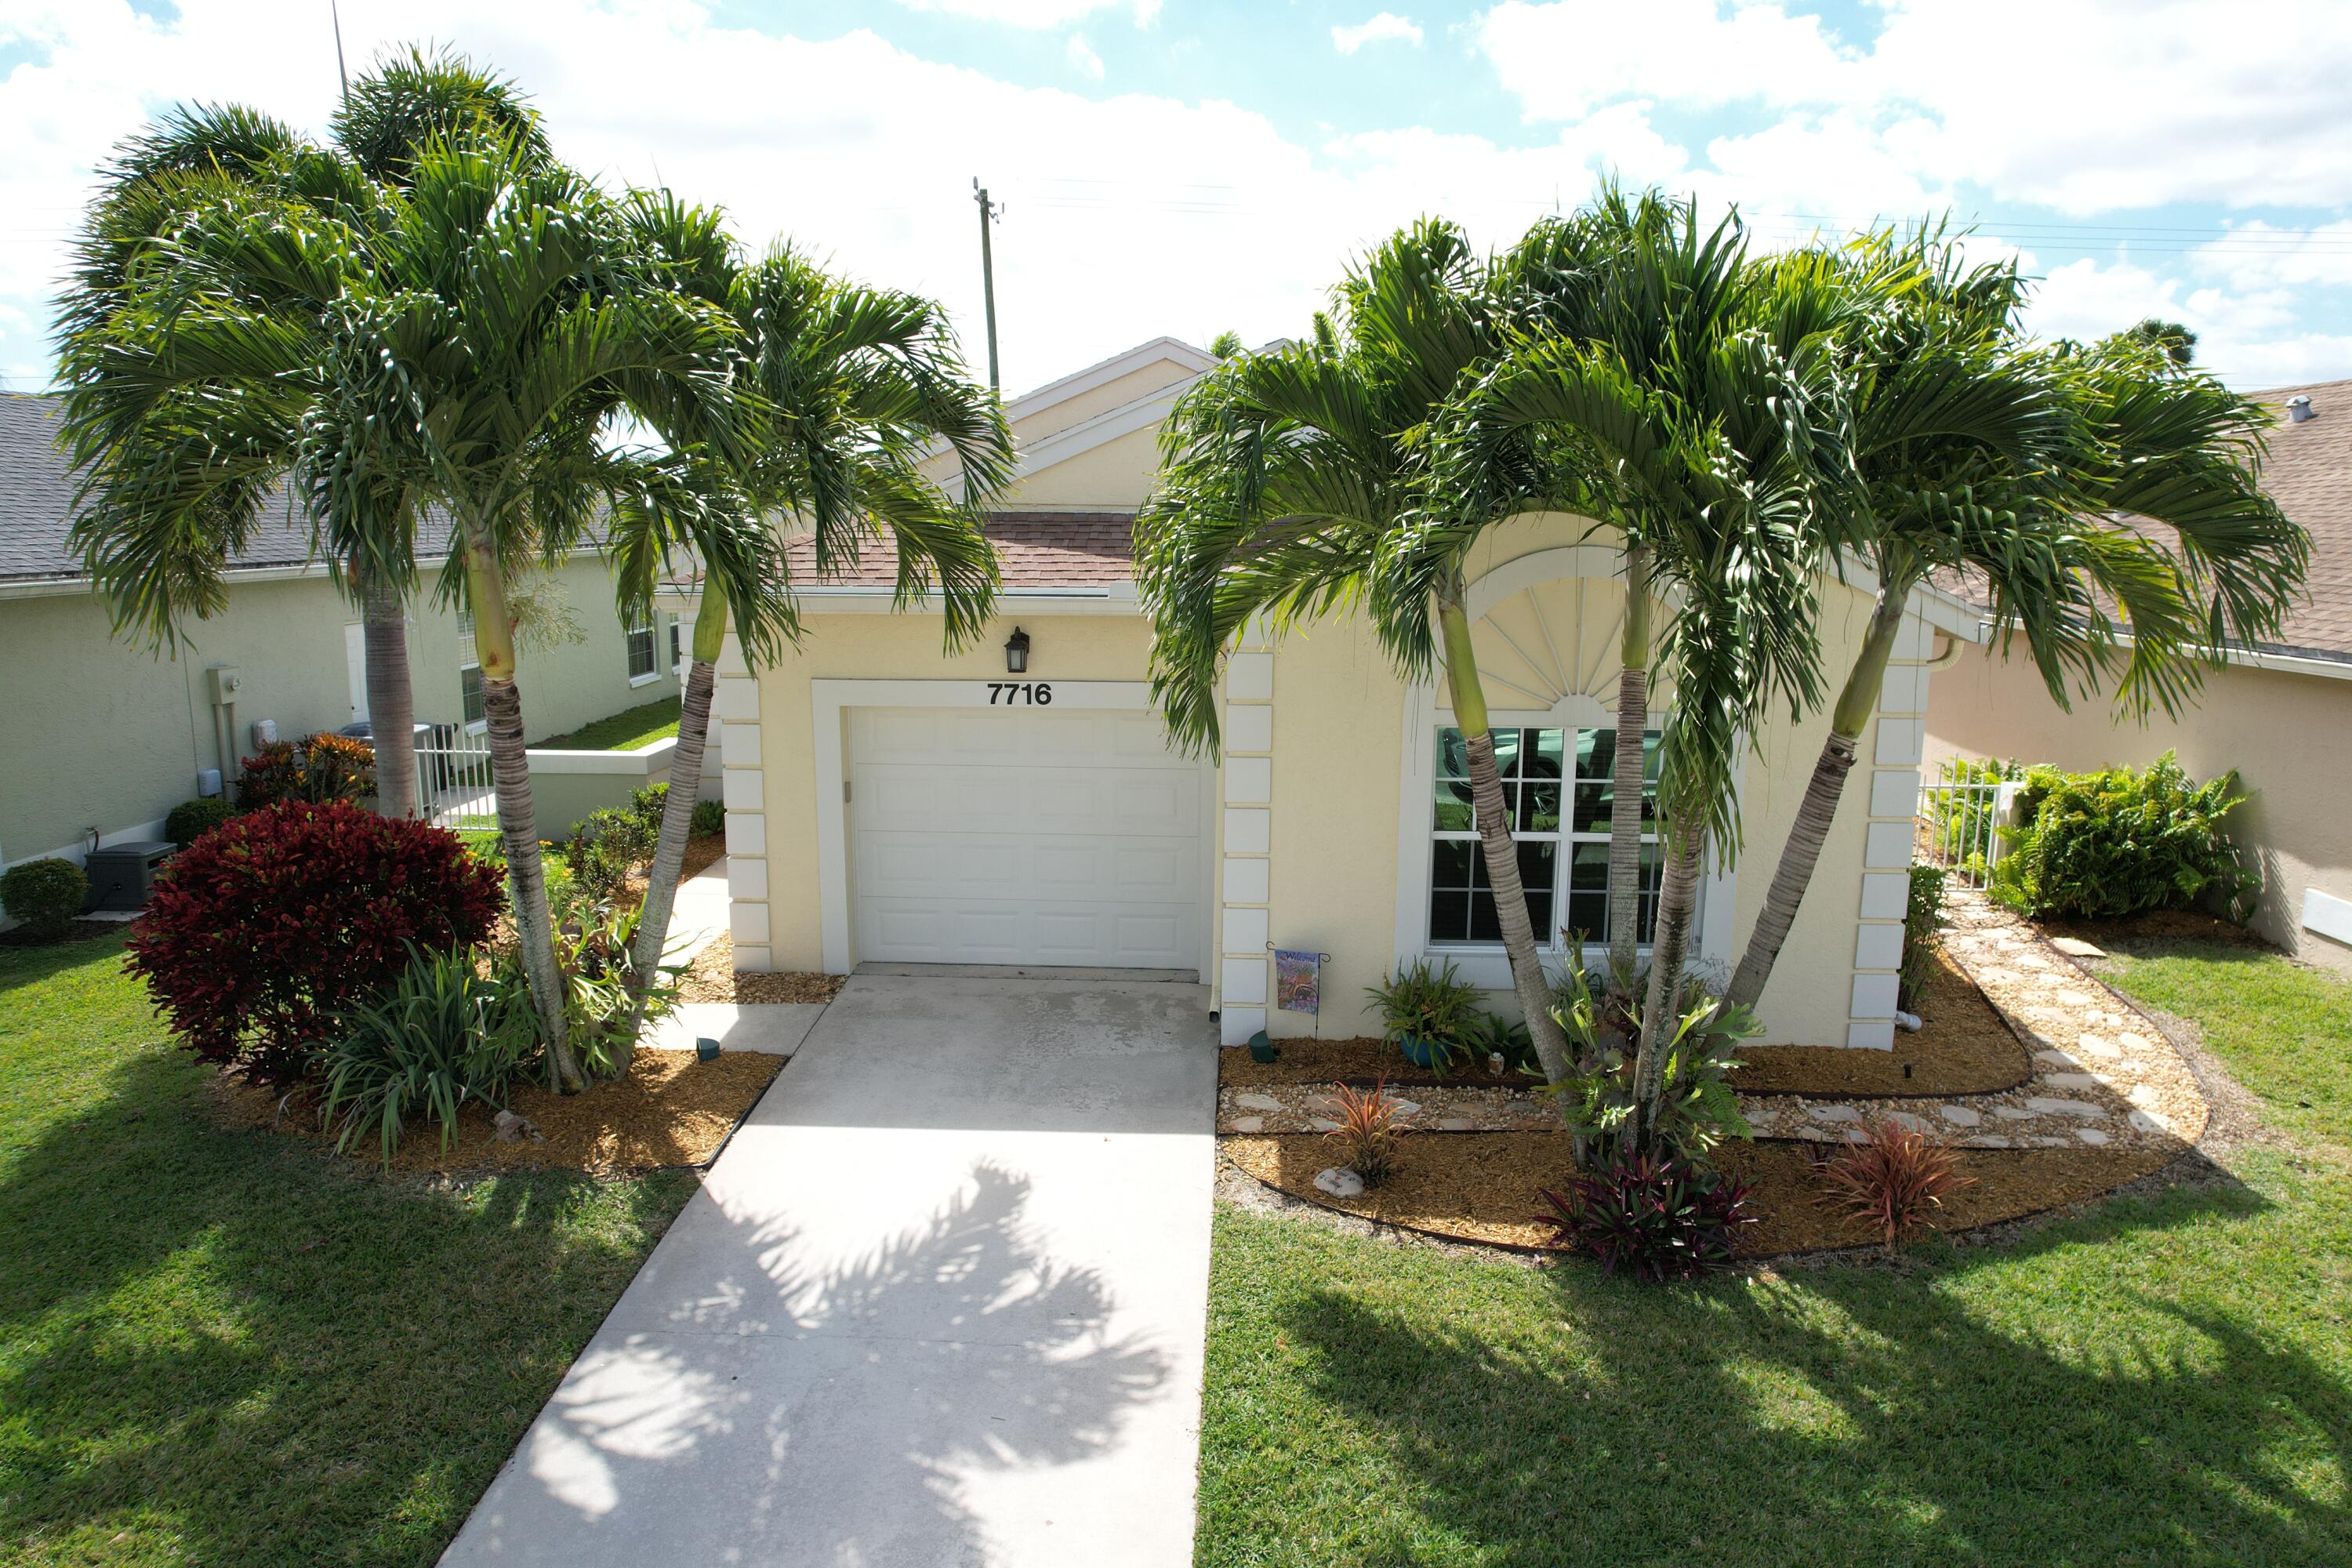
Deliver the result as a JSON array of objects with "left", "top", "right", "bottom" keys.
[
  {"left": 67, "top": 130, "right": 747, "bottom": 1091},
  {"left": 1136, "top": 220, "right": 1585, "bottom": 1084},
  {"left": 1719, "top": 241, "right": 2309, "bottom": 1011},
  {"left": 56, "top": 50, "right": 552, "bottom": 821},
  {"left": 614, "top": 238, "right": 1013, "bottom": 1052},
  {"left": 1430, "top": 195, "right": 1861, "bottom": 1149}
]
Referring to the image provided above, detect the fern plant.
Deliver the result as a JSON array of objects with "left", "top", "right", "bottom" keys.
[{"left": 1990, "top": 752, "right": 2250, "bottom": 920}]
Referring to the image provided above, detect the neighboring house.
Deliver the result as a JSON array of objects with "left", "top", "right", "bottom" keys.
[
  {"left": 0, "top": 390, "right": 686, "bottom": 877},
  {"left": 706, "top": 338, "right": 1984, "bottom": 1049},
  {"left": 1926, "top": 379, "right": 2352, "bottom": 975}
]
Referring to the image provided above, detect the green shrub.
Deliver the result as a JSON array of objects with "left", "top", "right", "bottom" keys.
[
  {"left": 2, "top": 858, "right": 89, "bottom": 938},
  {"left": 1898, "top": 862, "right": 1948, "bottom": 1011},
  {"left": 539, "top": 898, "right": 683, "bottom": 1080},
  {"left": 322, "top": 946, "right": 537, "bottom": 1167},
  {"left": 1990, "top": 752, "right": 2250, "bottom": 921},
  {"left": 691, "top": 797, "right": 725, "bottom": 837},
  {"left": 628, "top": 781, "right": 669, "bottom": 825},
  {"left": 630, "top": 781, "right": 724, "bottom": 839},
  {"left": 563, "top": 807, "right": 659, "bottom": 906},
  {"left": 165, "top": 797, "right": 234, "bottom": 849}
]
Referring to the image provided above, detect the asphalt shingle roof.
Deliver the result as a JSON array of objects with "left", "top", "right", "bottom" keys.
[
  {"left": 2245, "top": 379, "right": 2352, "bottom": 659},
  {"left": 782, "top": 510, "right": 1136, "bottom": 589},
  {"left": 0, "top": 391, "right": 325, "bottom": 583}
]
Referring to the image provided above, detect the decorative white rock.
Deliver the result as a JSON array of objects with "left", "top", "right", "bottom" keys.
[{"left": 1314, "top": 1167, "right": 1367, "bottom": 1199}]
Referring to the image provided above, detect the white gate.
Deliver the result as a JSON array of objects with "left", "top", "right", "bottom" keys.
[
  {"left": 1915, "top": 761, "right": 2024, "bottom": 889},
  {"left": 414, "top": 724, "right": 498, "bottom": 831}
]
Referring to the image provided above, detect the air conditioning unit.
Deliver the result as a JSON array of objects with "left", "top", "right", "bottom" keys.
[{"left": 85, "top": 841, "right": 176, "bottom": 912}]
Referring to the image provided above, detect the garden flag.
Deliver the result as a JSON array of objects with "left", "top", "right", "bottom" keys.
[{"left": 1274, "top": 949, "right": 1320, "bottom": 1013}]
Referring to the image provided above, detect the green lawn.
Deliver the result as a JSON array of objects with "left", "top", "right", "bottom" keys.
[
  {"left": 0, "top": 933, "right": 695, "bottom": 1566},
  {"left": 532, "top": 695, "right": 681, "bottom": 752},
  {"left": 1197, "top": 942, "right": 2352, "bottom": 1567}
]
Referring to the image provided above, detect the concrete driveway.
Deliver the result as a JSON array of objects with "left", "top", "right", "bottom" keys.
[{"left": 441, "top": 971, "right": 1218, "bottom": 1567}]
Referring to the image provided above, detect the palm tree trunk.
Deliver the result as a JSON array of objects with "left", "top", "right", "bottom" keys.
[
  {"left": 618, "top": 590, "right": 727, "bottom": 1066},
  {"left": 1435, "top": 579, "right": 1574, "bottom": 1087},
  {"left": 462, "top": 529, "right": 583, "bottom": 1093},
  {"left": 1606, "top": 543, "right": 1650, "bottom": 982},
  {"left": 1724, "top": 580, "right": 1910, "bottom": 1012},
  {"left": 358, "top": 564, "right": 419, "bottom": 818},
  {"left": 1628, "top": 822, "right": 1705, "bottom": 1152}
]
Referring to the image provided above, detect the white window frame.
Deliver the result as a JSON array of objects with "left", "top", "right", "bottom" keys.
[
  {"left": 1426, "top": 722, "right": 1664, "bottom": 953},
  {"left": 626, "top": 616, "right": 660, "bottom": 685},
  {"left": 1391, "top": 681, "right": 1739, "bottom": 991}
]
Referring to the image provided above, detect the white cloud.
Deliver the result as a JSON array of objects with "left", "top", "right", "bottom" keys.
[
  {"left": 1479, "top": 1, "right": 1856, "bottom": 120},
  {"left": 0, "top": 1, "right": 2340, "bottom": 394},
  {"left": 1065, "top": 32, "right": 1105, "bottom": 79},
  {"left": 1479, "top": 0, "right": 2352, "bottom": 214},
  {"left": 1331, "top": 13, "right": 1424, "bottom": 55},
  {"left": 891, "top": 0, "right": 1146, "bottom": 27},
  {"left": 2189, "top": 221, "right": 2352, "bottom": 293}
]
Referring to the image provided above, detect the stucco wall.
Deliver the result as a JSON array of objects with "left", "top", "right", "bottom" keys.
[
  {"left": 735, "top": 608, "right": 1165, "bottom": 972},
  {"left": 1000, "top": 427, "right": 1166, "bottom": 510},
  {"left": 0, "top": 557, "right": 680, "bottom": 869},
  {"left": 1926, "top": 642, "right": 2352, "bottom": 975},
  {"left": 740, "top": 523, "right": 1935, "bottom": 1049}
]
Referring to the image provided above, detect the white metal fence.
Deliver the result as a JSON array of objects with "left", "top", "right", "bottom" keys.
[
  {"left": 1915, "top": 764, "right": 2024, "bottom": 890},
  {"left": 414, "top": 723, "right": 498, "bottom": 831}
]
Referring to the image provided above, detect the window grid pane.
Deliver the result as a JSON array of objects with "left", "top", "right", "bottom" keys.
[{"left": 1430, "top": 724, "right": 1666, "bottom": 949}]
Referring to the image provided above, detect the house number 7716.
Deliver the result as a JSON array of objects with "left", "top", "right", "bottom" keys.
[{"left": 986, "top": 682, "right": 1053, "bottom": 706}]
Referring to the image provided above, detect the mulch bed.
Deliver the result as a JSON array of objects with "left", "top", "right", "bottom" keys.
[
  {"left": 1217, "top": 947, "right": 2027, "bottom": 1100},
  {"left": 1221, "top": 1130, "right": 2180, "bottom": 1256},
  {"left": 679, "top": 833, "right": 727, "bottom": 883},
  {"left": 1733, "top": 948, "right": 2028, "bottom": 1097},
  {"left": 676, "top": 932, "right": 848, "bottom": 1005},
  {"left": 211, "top": 1047, "right": 783, "bottom": 1179},
  {"left": 2043, "top": 906, "right": 2274, "bottom": 955}
]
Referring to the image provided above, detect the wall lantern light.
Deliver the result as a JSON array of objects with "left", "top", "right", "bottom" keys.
[{"left": 1004, "top": 626, "right": 1031, "bottom": 673}]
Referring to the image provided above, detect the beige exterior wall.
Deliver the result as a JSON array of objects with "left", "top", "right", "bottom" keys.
[
  {"left": 739, "top": 344, "right": 1948, "bottom": 1049},
  {"left": 740, "top": 538, "right": 1936, "bottom": 1048},
  {"left": 0, "top": 557, "right": 680, "bottom": 869},
  {"left": 1926, "top": 642, "right": 2352, "bottom": 975}
]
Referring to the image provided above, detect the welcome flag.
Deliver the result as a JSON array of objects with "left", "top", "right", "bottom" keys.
[{"left": 1274, "top": 949, "right": 1320, "bottom": 1014}]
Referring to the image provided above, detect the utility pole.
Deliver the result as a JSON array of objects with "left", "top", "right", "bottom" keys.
[
  {"left": 973, "top": 178, "right": 1004, "bottom": 394},
  {"left": 331, "top": 0, "right": 350, "bottom": 102}
]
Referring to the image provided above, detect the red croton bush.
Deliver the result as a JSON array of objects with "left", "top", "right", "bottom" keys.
[{"left": 129, "top": 801, "right": 505, "bottom": 1085}]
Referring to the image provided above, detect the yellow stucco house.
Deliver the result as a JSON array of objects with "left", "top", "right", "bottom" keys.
[{"left": 711, "top": 339, "right": 1988, "bottom": 1048}]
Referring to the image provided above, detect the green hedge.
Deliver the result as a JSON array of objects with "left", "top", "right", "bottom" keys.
[{"left": 1991, "top": 751, "right": 2250, "bottom": 921}]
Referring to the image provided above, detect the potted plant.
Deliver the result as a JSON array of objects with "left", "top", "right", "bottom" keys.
[{"left": 1363, "top": 958, "right": 1479, "bottom": 1073}]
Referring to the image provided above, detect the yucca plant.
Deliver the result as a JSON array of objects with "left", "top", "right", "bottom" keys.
[
  {"left": 321, "top": 945, "right": 538, "bottom": 1168},
  {"left": 1819, "top": 1117, "right": 1976, "bottom": 1250},
  {"left": 1326, "top": 1079, "right": 1411, "bottom": 1187}
]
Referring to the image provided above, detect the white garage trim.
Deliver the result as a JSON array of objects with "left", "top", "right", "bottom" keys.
[{"left": 810, "top": 679, "right": 1209, "bottom": 973}]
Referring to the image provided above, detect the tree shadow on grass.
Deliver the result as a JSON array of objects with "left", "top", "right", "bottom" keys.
[
  {"left": 1267, "top": 1181, "right": 2350, "bottom": 1568},
  {"left": 0, "top": 1035, "right": 696, "bottom": 1566}
]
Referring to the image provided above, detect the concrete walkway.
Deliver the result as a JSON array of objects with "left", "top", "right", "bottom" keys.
[{"left": 443, "top": 972, "right": 1219, "bottom": 1567}]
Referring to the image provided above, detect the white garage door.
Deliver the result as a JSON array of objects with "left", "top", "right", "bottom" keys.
[{"left": 848, "top": 706, "right": 1207, "bottom": 971}]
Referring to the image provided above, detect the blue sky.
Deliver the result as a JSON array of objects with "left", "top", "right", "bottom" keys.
[{"left": 5, "top": 1, "right": 2350, "bottom": 394}]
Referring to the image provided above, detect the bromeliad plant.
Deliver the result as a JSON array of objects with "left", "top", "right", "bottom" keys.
[
  {"left": 1819, "top": 1117, "right": 1976, "bottom": 1250},
  {"left": 1326, "top": 1079, "right": 1411, "bottom": 1188},
  {"left": 1363, "top": 958, "right": 1483, "bottom": 1073}
]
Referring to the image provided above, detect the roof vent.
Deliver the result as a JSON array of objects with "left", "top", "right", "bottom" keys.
[{"left": 2288, "top": 394, "right": 2314, "bottom": 423}]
